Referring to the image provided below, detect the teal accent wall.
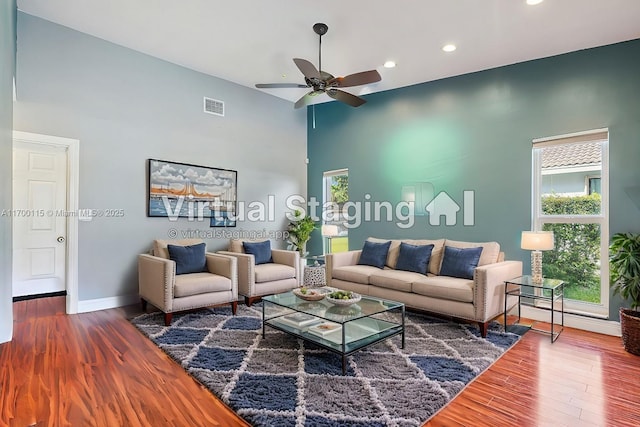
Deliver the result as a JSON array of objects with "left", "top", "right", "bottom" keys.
[
  {"left": 307, "top": 39, "right": 640, "bottom": 320},
  {"left": 0, "top": 0, "right": 16, "bottom": 343}
]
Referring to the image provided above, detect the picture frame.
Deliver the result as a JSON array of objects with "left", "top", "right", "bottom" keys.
[{"left": 147, "top": 158, "right": 237, "bottom": 226}]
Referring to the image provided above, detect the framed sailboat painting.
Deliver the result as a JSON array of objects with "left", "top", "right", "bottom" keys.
[{"left": 147, "top": 158, "right": 237, "bottom": 226}]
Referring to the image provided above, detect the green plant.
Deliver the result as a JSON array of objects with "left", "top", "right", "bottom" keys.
[
  {"left": 610, "top": 232, "right": 640, "bottom": 310},
  {"left": 287, "top": 210, "right": 316, "bottom": 256}
]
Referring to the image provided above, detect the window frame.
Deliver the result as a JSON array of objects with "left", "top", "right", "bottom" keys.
[
  {"left": 531, "top": 129, "right": 609, "bottom": 318},
  {"left": 587, "top": 176, "right": 602, "bottom": 195},
  {"left": 322, "top": 168, "right": 349, "bottom": 254}
]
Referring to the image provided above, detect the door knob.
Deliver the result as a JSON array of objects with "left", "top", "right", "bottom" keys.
[{"left": 57, "top": 236, "right": 65, "bottom": 243}]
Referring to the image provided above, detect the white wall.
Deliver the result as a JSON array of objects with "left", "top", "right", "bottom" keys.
[
  {"left": 13, "top": 12, "right": 307, "bottom": 305},
  {"left": 0, "top": 0, "right": 16, "bottom": 342}
]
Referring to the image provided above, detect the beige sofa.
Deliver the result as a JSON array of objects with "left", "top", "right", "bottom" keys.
[
  {"left": 218, "top": 239, "right": 300, "bottom": 306},
  {"left": 326, "top": 238, "right": 522, "bottom": 336}
]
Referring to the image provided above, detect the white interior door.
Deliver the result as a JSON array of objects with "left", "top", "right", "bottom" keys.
[{"left": 12, "top": 141, "right": 68, "bottom": 297}]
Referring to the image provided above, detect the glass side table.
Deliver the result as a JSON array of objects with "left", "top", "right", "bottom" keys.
[{"left": 504, "top": 275, "right": 564, "bottom": 343}]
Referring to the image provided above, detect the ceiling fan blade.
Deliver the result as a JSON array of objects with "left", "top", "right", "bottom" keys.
[
  {"left": 255, "top": 83, "right": 309, "bottom": 89},
  {"left": 326, "top": 89, "right": 366, "bottom": 107},
  {"left": 293, "top": 58, "right": 321, "bottom": 80},
  {"left": 294, "top": 91, "right": 317, "bottom": 109},
  {"left": 331, "top": 70, "right": 382, "bottom": 88}
]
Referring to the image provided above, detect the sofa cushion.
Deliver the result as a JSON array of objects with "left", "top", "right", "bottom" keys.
[
  {"left": 229, "top": 239, "right": 245, "bottom": 253},
  {"left": 369, "top": 269, "right": 426, "bottom": 293},
  {"left": 444, "top": 239, "right": 500, "bottom": 266},
  {"left": 367, "top": 237, "right": 401, "bottom": 268},
  {"left": 439, "top": 246, "right": 483, "bottom": 279},
  {"left": 412, "top": 276, "right": 474, "bottom": 303},
  {"left": 229, "top": 238, "right": 270, "bottom": 254},
  {"left": 395, "top": 242, "right": 434, "bottom": 274},
  {"left": 398, "top": 239, "right": 445, "bottom": 275},
  {"left": 332, "top": 265, "right": 379, "bottom": 285},
  {"left": 153, "top": 238, "right": 203, "bottom": 259},
  {"left": 243, "top": 240, "right": 273, "bottom": 264},
  {"left": 174, "top": 272, "right": 232, "bottom": 298},
  {"left": 167, "top": 243, "right": 207, "bottom": 275},
  {"left": 358, "top": 240, "right": 391, "bottom": 269},
  {"left": 255, "top": 263, "right": 295, "bottom": 283},
  {"left": 367, "top": 237, "right": 445, "bottom": 273}
]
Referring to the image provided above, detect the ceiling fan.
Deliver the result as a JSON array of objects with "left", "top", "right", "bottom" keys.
[{"left": 255, "top": 23, "right": 382, "bottom": 109}]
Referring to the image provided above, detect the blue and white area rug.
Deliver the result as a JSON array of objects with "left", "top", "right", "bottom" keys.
[{"left": 131, "top": 304, "right": 521, "bottom": 426}]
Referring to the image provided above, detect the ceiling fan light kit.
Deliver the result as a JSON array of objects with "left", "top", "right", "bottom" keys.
[{"left": 256, "top": 23, "right": 381, "bottom": 109}]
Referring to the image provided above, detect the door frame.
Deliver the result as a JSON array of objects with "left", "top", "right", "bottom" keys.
[{"left": 12, "top": 131, "right": 79, "bottom": 314}]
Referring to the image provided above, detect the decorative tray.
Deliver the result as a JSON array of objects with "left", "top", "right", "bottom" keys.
[
  {"left": 292, "top": 287, "right": 327, "bottom": 301},
  {"left": 326, "top": 290, "right": 362, "bottom": 306}
]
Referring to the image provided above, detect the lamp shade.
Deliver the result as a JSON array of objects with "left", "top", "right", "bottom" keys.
[
  {"left": 521, "top": 231, "right": 554, "bottom": 251},
  {"left": 321, "top": 224, "right": 339, "bottom": 237}
]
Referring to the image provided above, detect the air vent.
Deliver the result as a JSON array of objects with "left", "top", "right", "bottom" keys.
[{"left": 204, "top": 97, "right": 224, "bottom": 116}]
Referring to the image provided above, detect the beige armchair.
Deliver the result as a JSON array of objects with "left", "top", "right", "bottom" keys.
[
  {"left": 218, "top": 239, "right": 300, "bottom": 306},
  {"left": 139, "top": 239, "right": 238, "bottom": 325}
]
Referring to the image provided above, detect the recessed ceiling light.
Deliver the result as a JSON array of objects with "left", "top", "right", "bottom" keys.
[
  {"left": 383, "top": 60, "right": 396, "bottom": 68},
  {"left": 442, "top": 44, "right": 457, "bottom": 53},
  {"left": 526, "top": 0, "right": 543, "bottom": 5}
]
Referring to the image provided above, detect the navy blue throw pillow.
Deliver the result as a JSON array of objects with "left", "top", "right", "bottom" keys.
[
  {"left": 357, "top": 240, "right": 391, "bottom": 269},
  {"left": 439, "top": 246, "right": 483, "bottom": 279},
  {"left": 167, "top": 243, "right": 207, "bottom": 275},
  {"left": 395, "top": 243, "right": 434, "bottom": 274},
  {"left": 243, "top": 240, "right": 273, "bottom": 265}
]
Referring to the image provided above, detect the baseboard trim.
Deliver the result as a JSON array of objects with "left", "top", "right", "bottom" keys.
[
  {"left": 77, "top": 294, "right": 139, "bottom": 313},
  {"left": 13, "top": 291, "right": 67, "bottom": 302},
  {"left": 518, "top": 306, "right": 621, "bottom": 337}
]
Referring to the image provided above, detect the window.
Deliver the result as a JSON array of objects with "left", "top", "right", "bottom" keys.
[
  {"left": 532, "top": 129, "right": 609, "bottom": 317},
  {"left": 322, "top": 169, "right": 348, "bottom": 253},
  {"left": 588, "top": 177, "right": 601, "bottom": 195}
]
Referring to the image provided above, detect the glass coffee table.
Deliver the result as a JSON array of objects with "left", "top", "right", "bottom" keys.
[{"left": 262, "top": 288, "right": 405, "bottom": 374}]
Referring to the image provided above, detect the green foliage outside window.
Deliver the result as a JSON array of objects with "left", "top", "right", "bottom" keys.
[
  {"left": 541, "top": 193, "right": 601, "bottom": 303},
  {"left": 330, "top": 176, "right": 348, "bottom": 204}
]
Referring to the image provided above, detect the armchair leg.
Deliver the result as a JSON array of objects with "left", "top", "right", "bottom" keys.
[
  {"left": 140, "top": 298, "right": 147, "bottom": 311},
  {"left": 231, "top": 301, "right": 238, "bottom": 315},
  {"left": 244, "top": 296, "right": 261, "bottom": 307},
  {"left": 479, "top": 321, "right": 489, "bottom": 338},
  {"left": 164, "top": 313, "right": 173, "bottom": 326}
]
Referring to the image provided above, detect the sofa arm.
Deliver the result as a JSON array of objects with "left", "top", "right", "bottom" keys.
[
  {"left": 272, "top": 249, "right": 301, "bottom": 282},
  {"left": 138, "top": 254, "right": 175, "bottom": 312},
  {"left": 218, "top": 251, "right": 255, "bottom": 297},
  {"left": 473, "top": 260, "right": 523, "bottom": 323},
  {"left": 271, "top": 249, "right": 299, "bottom": 268},
  {"left": 325, "top": 250, "right": 362, "bottom": 286},
  {"left": 206, "top": 252, "right": 238, "bottom": 292}
]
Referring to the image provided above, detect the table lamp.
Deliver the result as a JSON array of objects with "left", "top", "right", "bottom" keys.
[
  {"left": 321, "top": 224, "right": 339, "bottom": 254},
  {"left": 521, "top": 231, "right": 554, "bottom": 284}
]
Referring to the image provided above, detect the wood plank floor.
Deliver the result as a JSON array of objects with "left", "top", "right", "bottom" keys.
[
  {"left": 1, "top": 297, "right": 248, "bottom": 427},
  {"left": 2, "top": 297, "right": 639, "bottom": 426}
]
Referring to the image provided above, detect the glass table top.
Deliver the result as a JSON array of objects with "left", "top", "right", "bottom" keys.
[
  {"left": 262, "top": 288, "right": 403, "bottom": 325},
  {"left": 506, "top": 275, "right": 564, "bottom": 290},
  {"left": 304, "top": 255, "right": 325, "bottom": 266}
]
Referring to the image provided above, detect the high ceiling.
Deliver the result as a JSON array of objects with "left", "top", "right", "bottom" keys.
[{"left": 17, "top": 0, "right": 640, "bottom": 106}]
